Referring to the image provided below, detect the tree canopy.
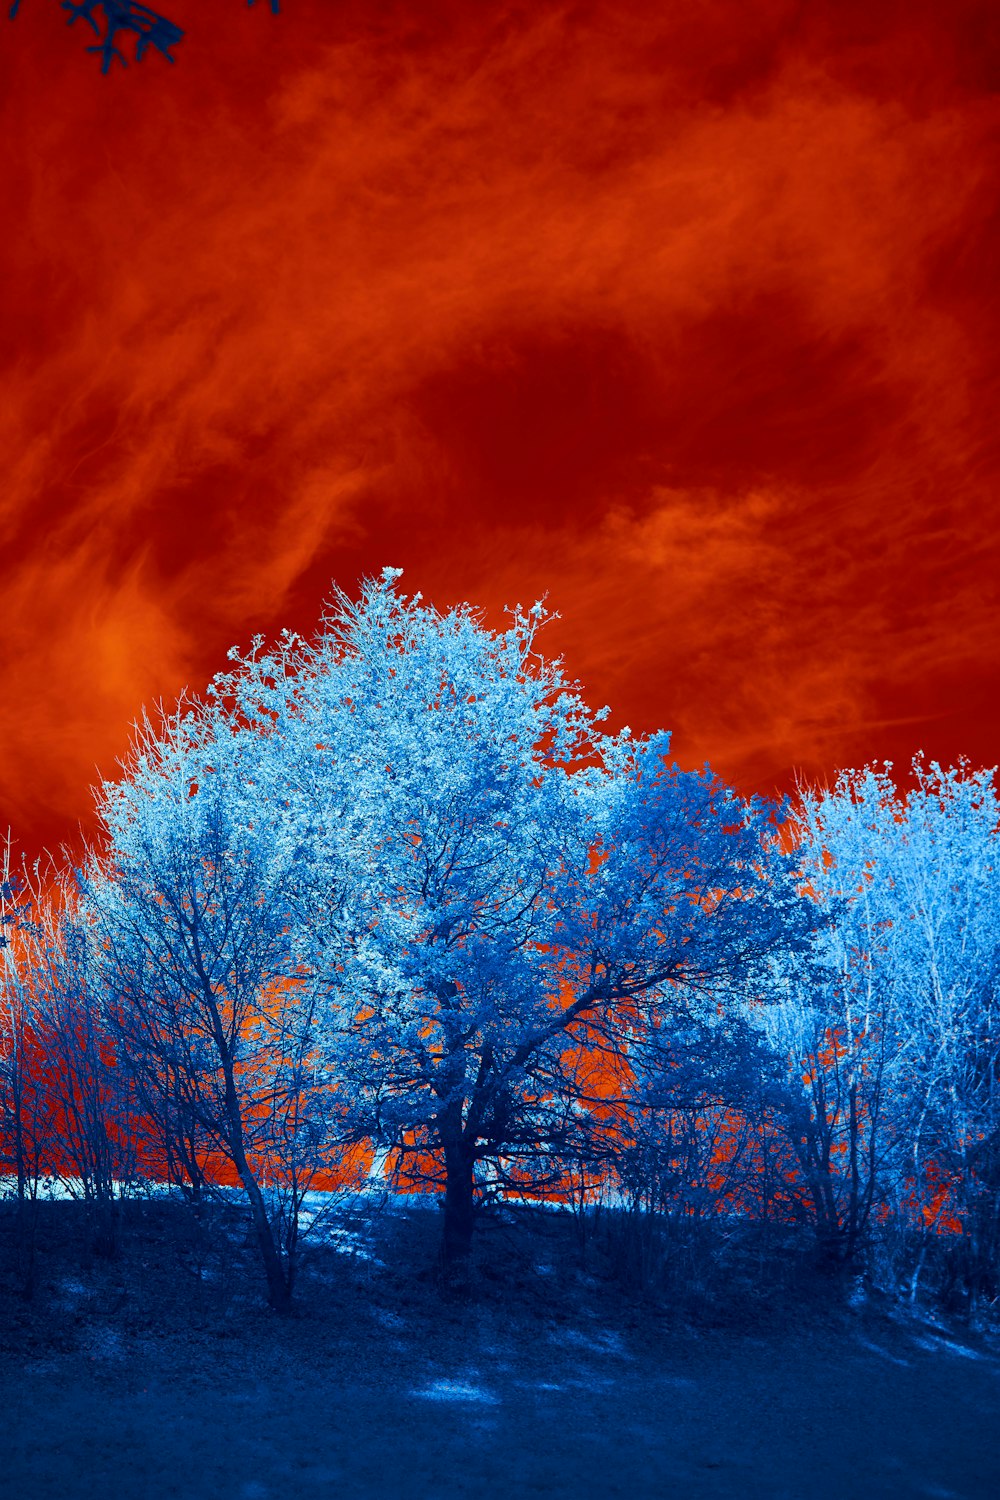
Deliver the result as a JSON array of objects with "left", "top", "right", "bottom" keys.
[
  {"left": 2, "top": 575, "right": 997, "bottom": 1316},
  {"left": 75, "top": 571, "right": 807, "bottom": 1288}
]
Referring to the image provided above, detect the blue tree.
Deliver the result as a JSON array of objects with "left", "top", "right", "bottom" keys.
[
  {"left": 216, "top": 571, "right": 809, "bottom": 1272},
  {"left": 85, "top": 690, "right": 350, "bottom": 1311},
  {"left": 768, "top": 760, "right": 1000, "bottom": 1301}
]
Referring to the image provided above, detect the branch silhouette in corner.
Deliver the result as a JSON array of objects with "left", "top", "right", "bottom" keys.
[{"left": 9, "top": 0, "right": 281, "bottom": 73}]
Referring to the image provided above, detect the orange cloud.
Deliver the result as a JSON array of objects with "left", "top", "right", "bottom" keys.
[{"left": 1, "top": 0, "right": 998, "bottom": 851}]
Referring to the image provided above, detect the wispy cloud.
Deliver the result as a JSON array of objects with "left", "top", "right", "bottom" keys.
[{"left": 1, "top": 0, "right": 997, "bottom": 843}]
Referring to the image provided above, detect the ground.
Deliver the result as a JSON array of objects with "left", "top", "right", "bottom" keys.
[{"left": 1, "top": 1198, "right": 998, "bottom": 1498}]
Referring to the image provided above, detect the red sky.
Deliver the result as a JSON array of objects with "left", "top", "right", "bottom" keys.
[{"left": 2, "top": 0, "right": 999, "bottom": 856}]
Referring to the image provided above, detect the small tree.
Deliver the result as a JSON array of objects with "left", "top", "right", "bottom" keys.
[
  {"left": 770, "top": 761, "right": 1000, "bottom": 1302},
  {"left": 87, "top": 694, "right": 351, "bottom": 1311},
  {"left": 874, "top": 761, "right": 1000, "bottom": 1310},
  {"left": 582, "top": 1003, "right": 779, "bottom": 1293},
  {"left": 1, "top": 859, "right": 137, "bottom": 1261},
  {"left": 0, "top": 841, "right": 52, "bottom": 1293}
]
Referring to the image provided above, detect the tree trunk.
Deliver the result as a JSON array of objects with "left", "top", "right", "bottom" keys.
[
  {"left": 203, "top": 983, "right": 293, "bottom": 1313},
  {"left": 221, "top": 1077, "right": 291, "bottom": 1312},
  {"left": 240, "top": 1162, "right": 292, "bottom": 1313},
  {"left": 442, "top": 1136, "right": 476, "bottom": 1274}
]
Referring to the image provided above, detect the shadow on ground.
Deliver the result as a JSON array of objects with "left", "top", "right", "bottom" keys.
[{"left": 1, "top": 1199, "right": 998, "bottom": 1499}]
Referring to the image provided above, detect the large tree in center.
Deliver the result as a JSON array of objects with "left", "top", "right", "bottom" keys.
[{"left": 221, "top": 570, "right": 807, "bottom": 1269}]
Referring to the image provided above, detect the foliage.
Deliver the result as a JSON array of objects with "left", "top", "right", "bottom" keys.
[
  {"left": 204, "top": 571, "right": 807, "bottom": 1273},
  {"left": 82, "top": 691, "right": 355, "bottom": 1308},
  {"left": 2, "top": 577, "right": 999, "bottom": 1317},
  {"left": 764, "top": 760, "right": 1000, "bottom": 1306},
  {"left": 9, "top": 0, "right": 280, "bottom": 72}
]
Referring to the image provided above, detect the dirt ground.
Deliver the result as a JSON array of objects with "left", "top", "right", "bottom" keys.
[{"left": 1, "top": 1200, "right": 998, "bottom": 1499}]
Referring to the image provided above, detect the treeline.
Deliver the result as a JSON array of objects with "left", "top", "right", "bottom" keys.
[{"left": 1, "top": 573, "right": 998, "bottom": 1317}]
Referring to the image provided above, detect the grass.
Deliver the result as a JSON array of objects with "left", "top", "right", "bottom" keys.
[{"left": 1, "top": 1196, "right": 999, "bottom": 1498}]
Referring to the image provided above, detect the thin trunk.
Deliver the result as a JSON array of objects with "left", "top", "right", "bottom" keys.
[
  {"left": 236, "top": 1149, "right": 291, "bottom": 1312},
  {"left": 204, "top": 988, "right": 292, "bottom": 1312},
  {"left": 846, "top": 1080, "right": 861, "bottom": 1259},
  {"left": 220, "top": 1074, "right": 290, "bottom": 1311}
]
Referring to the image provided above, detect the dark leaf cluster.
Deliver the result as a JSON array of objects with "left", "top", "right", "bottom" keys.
[{"left": 9, "top": 0, "right": 280, "bottom": 72}]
